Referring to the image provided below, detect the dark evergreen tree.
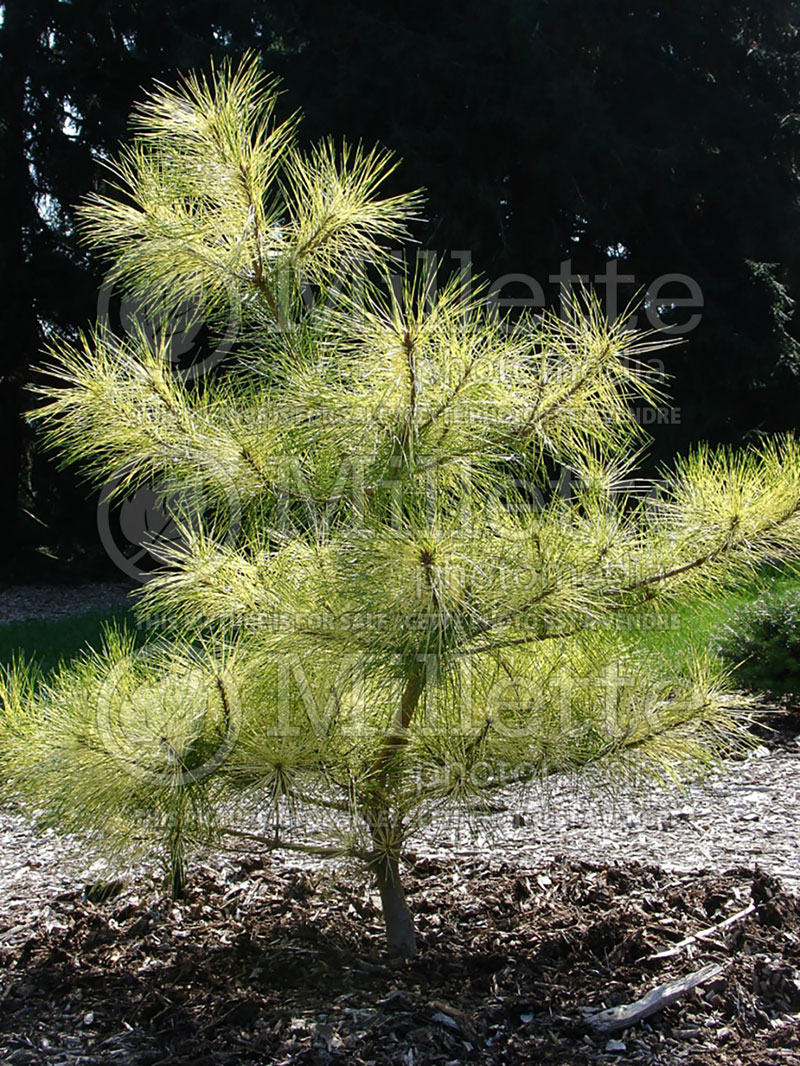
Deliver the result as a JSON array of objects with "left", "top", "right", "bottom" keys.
[
  {"left": 4, "top": 0, "right": 800, "bottom": 577},
  {"left": 0, "top": 1, "right": 289, "bottom": 577},
  {"left": 264, "top": 0, "right": 800, "bottom": 456}
]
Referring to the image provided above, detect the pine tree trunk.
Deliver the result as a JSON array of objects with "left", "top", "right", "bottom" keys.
[
  {"left": 364, "top": 666, "right": 425, "bottom": 958},
  {"left": 373, "top": 851, "right": 416, "bottom": 959},
  {"left": 169, "top": 851, "right": 186, "bottom": 899},
  {"left": 167, "top": 801, "right": 187, "bottom": 898}
]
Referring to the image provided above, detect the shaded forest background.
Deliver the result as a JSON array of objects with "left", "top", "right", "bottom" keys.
[{"left": 2, "top": 0, "right": 800, "bottom": 581}]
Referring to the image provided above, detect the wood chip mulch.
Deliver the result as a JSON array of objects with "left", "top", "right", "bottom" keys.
[
  {"left": 1, "top": 852, "right": 799, "bottom": 1065},
  {"left": 0, "top": 583, "right": 133, "bottom": 626},
  {"left": 1, "top": 587, "right": 800, "bottom": 1063}
]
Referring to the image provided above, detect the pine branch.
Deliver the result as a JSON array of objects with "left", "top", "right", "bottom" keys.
[{"left": 218, "top": 825, "right": 365, "bottom": 859}]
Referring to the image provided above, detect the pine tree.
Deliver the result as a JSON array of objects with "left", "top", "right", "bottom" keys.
[{"left": 4, "top": 56, "right": 800, "bottom": 957}]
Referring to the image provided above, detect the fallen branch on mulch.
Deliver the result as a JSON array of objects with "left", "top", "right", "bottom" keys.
[
  {"left": 583, "top": 962, "right": 726, "bottom": 1034},
  {"left": 648, "top": 901, "right": 757, "bottom": 960}
]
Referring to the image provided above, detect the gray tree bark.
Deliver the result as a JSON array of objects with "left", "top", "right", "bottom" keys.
[{"left": 374, "top": 852, "right": 416, "bottom": 959}]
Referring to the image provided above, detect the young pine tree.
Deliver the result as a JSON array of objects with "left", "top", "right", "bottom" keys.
[{"left": 3, "top": 56, "right": 800, "bottom": 958}]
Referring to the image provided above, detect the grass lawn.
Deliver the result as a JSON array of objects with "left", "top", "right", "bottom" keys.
[
  {"left": 0, "top": 562, "right": 798, "bottom": 683},
  {"left": 0, "top": 606, "right": 135, "bottom": 676},
  {"left": 635, "top": 563, "right": 798, "bottom": 659}
]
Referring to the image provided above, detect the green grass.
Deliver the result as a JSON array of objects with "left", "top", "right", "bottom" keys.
[
  {"left": 1, "top": 562, "right": 799, "bottom": 685},
  {"left": 0, "top": 606, "right": 135, "bottom": 676},
  {"left": 633, "top": 562, "right": 800, "bottom": 672}
]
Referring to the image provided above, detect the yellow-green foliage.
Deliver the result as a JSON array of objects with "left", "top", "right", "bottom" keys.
[{"left": 4, "top": 55, "right": 799, "bottom": 896}]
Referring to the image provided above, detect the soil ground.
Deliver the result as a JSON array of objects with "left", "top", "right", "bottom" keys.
[
  {"left": 1, "top": 586, "right": 800, "bottom": 1064},
  {"left": 2, "top": 726, "right": 800, "bottom": 1065},
  {"left": 1, "top": 847, "right": 799, "bottom": 1065}
]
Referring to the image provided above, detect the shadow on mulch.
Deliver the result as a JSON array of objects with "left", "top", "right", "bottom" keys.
[
  {"left": 1, "top": 855, "right": 799, "bottom": 1065},
  {"left": 752, "top": 698, "right": 800, "bottom": 752}
]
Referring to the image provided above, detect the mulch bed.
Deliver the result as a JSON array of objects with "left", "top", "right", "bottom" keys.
[
  {"left": 0, "top": 583, "right": 132, "bottom": 626},
  {"left": 1, "top": 853, "right": 799, "bottom": 1065},
  {"left": 2, "top": 588, "right": 800, "bottom": 1063}
]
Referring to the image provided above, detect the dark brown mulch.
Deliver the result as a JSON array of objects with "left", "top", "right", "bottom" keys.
[{"left": 1, "top": 854, "right": 799, "bottom": 1066}]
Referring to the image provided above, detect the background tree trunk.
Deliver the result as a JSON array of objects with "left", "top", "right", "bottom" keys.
[{"left": 0, "top": 3, "right": 41, "bottom": 577}]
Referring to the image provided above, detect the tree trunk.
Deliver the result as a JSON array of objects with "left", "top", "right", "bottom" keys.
[
  {"left": 364, "top": 666, "right": 426, "bottom": 958},
  {"left": 167, "top": 801, "right": 187, "bottom": 898},
  {"left": 0, "top": 3, "right": 40, "bottom": 575},
  {"left": 374, "top": 852, "right": 416, "bottom": 959},
  {"left": 169, "top": 851, "right": 186, "bottom": 899}
]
